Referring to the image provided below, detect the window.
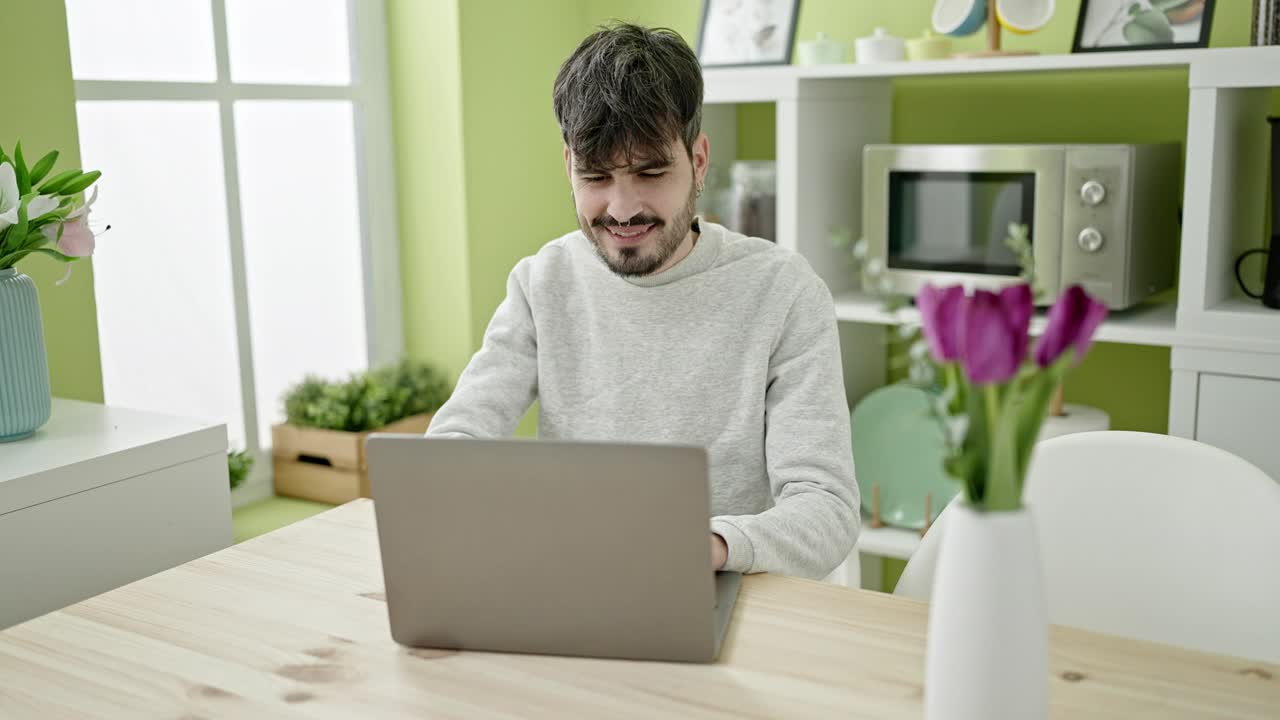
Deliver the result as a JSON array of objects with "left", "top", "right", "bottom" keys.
[{"left": 66, "top": 0, "right": 402, "bottom": 494}]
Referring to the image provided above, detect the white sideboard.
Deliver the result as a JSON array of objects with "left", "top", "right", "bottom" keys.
[{"left": 0, "top": 399, "right": 232, "bottom": 628}]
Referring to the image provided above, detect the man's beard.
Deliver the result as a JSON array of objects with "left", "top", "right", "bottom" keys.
[{"left": 580, "top": 184, "right": 697, "bottom": 277}]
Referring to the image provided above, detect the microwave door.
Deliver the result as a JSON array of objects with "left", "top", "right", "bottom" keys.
[{"left": 887, "top": 170, "right": 1033, "bottom": 283}]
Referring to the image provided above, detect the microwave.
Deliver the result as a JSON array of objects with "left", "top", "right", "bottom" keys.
[{"left": 862, "top": 144, "right": 1182, "bottom": 309}]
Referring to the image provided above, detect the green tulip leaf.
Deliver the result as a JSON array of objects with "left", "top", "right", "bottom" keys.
[
  {"left": 38, "top": 169, "right": 81, "bottom": 195},
  {"left": 25, "top": 247, "right": 76, "bottom": 263},
  {"left": 58, "top": 170, "right": 101, "bottom": 196},
  {"left": 13, "top": 143, "right": 30, "bottom": 195},
  {"left": 28, "top": 151, "right": 58, "bottom": 185}
]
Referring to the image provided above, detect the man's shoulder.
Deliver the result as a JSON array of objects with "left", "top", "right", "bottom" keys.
[
  {"left": 509, "top": 228, "right": 588, "bottom": 279},
  {"left": 709, "top": 223, "right": 826, "bottom": 294}
]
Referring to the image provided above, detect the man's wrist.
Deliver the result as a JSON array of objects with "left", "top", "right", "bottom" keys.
[{"left": 711, "top": 532, "right": 728, "bottom": 570}]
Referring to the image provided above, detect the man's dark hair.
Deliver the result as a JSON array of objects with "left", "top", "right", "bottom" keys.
[{"left": 553, "top": 23, "right": 703, "bottom": 172}]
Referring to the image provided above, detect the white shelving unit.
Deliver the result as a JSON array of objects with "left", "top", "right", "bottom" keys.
[
  {"left": 831, "top": 291, "right": 1182, "bottom": 348},
  {"left": 702, "top": 45, "right": 1280, "bottom": 589},
  {"left": 856, "top": 522, "right": 923, "bottom": 561}
]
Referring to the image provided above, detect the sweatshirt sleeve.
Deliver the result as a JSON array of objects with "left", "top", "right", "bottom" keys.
[
  {"left": 425, "top": 260, "right": 538, "bottom": 439},
  {"left": 709, "top": 274, "right": 860, "bottom": 579}
]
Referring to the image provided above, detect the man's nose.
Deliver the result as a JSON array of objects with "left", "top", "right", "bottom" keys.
[{"left": 606, "top": 182, "right": 643, "bottom": 225}]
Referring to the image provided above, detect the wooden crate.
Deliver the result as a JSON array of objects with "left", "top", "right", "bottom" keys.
[{"left": 271, "top": 413, "right": 434, "bottom": 504}]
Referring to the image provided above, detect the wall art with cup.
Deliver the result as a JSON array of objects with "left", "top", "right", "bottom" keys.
[
  {"left": 0, "top": 141, "right": 105, "bottom": 441},
  {"left": 910, "top": 269, "right": 1108, "bottom": 719}
]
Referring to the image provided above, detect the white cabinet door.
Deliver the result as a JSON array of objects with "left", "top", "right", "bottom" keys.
[{"left": 1196, "top": 374, "right": 1280, "bottom": 483}]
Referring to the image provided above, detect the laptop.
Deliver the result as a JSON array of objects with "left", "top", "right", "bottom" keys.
[{"left": 364, "top": 435, "right": 742, "bottom": 663}]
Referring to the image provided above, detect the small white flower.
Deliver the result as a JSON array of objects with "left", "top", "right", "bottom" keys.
[
  {"left": 0, "top": 162, "right": 60, "bottom": 232},
  {"left": 909, "top": 361, "right": 936, "bottom": 386},
  {"left": 945, "top": 415, "right": 971, "bottom": 448},
  {"left": 909, "top": 338, "right": 930, "bottom": 360}
]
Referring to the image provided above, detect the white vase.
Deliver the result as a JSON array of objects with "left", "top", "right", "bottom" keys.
[{"left": 925, "top": 502, "right": 1048, "bottom": 720}]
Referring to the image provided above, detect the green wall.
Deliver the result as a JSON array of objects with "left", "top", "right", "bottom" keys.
[
  {"left": 386, "top": 0, "right": 474, "bottom": 378},
  {"left": 1, "top": 0, "right": 103, "bottom": 403},
  {"left": 388, "top": 0, "right": 595, "bottom": 435}
]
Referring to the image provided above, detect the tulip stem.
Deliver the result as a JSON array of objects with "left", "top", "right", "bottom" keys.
[
  {"left": 984, "top": 383, "right": 1020, "bottom": 511},
  {"left": 945, "top": 364, "right": 963, "bottom": 414},
  {"left": 984, "top": 384, "right": 1000, "bottom": 460}
]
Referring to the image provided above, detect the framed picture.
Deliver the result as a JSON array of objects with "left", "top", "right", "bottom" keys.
[
  {"left": 697, "top": 0, "right": 801, "bottom": 68},
  {"left": 1072, "top": 0, "right": 1215, "bottom": 53}
]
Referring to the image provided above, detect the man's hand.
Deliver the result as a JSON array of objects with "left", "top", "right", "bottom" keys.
[{"left": 711, "top": 533, "right": 728, "bottom": 571}]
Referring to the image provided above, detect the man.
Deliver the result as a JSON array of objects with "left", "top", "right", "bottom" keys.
[{"left": 426, "top": 23, "right": 858, "bottom": 580}]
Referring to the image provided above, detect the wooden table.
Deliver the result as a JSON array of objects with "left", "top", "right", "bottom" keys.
[{"left": 1, "top": 500, "right": 1275, "bottom": 719}]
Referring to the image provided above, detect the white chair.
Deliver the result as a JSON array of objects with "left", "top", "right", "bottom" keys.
[
  {"left": 894, "top": 431, "right": 1280, "bottom": 664},
  {"left": 822, "top": 549, "right": 860, "bottom": 587}
]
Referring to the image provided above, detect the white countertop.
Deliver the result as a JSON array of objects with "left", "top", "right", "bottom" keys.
[{"left": 0, "top": 399, "right": 226, "bottom": 514}]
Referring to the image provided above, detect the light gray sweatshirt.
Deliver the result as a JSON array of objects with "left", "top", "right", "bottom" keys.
[{"left": 426, "top": 220, "right": 859, "bottom": 579}]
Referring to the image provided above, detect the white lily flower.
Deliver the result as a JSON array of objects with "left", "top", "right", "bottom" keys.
[
  {"left": 0, "top": 162, "right": 17, "bottom": 232},
  {"left": 0, "top": 162, "right": 61, "bottom": 232}
]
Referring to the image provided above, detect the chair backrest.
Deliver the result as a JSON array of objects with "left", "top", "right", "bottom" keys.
[{"left": 894, "top": 431, "right": 1280, "bottom": 663}]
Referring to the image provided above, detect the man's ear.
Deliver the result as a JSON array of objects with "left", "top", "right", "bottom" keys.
[
  {"left": 692, "top": 133, "right": 710, "bottom": 188},
  {"left": 564, "top": 145, "right": 573, "bottom": 180}
]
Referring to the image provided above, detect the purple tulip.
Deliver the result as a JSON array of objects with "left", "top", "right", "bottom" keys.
[
  {"left": 960, "top": 285, "right": 1034, "bottom": 384},
  {"left": 917, "top": 284, "right": 965, "bottom": 363},
  {"left": 1035, "top": 285, "right": 1108, "bottom": 367}
]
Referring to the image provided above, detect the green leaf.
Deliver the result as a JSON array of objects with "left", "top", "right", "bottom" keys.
[
  {"left": 0, "top": 143, "right": 7, "bottom": 166},
  {"left": 0, "top": 234, "right": 72, "bottom": 269},
  {"left": 955, "top": 386, "right": 991, "bottom": 504},
  {"left": 0, "top": 251, "right": 23, "bottom": 269},
  {"left": 58, "top": 170, "right": 101, "bottom": 196},
  {"left": 23, "top": 247, "right": 76, "bottom": 263},
  {"left": 38, "top": 169, "right": 81, "bottom": 195},
  {"left": 9, "top": 195, "right": 31, "bottom": 247},
  {"left": 13, "top": 143, "right": 30, "bottom": 195},
  {"left": 28, "top": 150, "right": 58, "bottom": 185},
  {"left": 227, "top": 449, "right": 255, "bottom": 489},
  {"left": 983, "top": 384, "right": 1023, "bottom": 512},
  {"left": 1011, "top": 361, "right": 1070, "bottom": 482}
]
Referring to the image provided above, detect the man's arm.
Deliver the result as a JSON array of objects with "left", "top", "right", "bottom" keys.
[
  {"left": 710, "top": 275, "right": 860, "bottom": 579},
  {"left": 426, "top": 260, "right": 539, "bottom": 438}
]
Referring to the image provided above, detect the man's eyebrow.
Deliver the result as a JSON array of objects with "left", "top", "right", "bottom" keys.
[
  {"left": 573, "top": 158, "right": 672, "bottom": 175},
  {"left": 629, "top": 159, "right": 672, "bottom": 173}
]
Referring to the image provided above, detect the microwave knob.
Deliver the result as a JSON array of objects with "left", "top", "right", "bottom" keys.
[
  {"left": 1080, "top": 180, "right": 1107, "bottom": 206},
  {"left": 1077, "top": 227, "right": 1105, "bottom": 253}
]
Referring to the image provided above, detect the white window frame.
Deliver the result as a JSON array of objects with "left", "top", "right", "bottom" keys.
[{"left": 72, "top": 0, "right": 403, "bottom": 503}]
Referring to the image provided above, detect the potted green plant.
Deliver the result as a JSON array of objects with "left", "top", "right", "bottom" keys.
[
  {"left": 227, "top": 449, "right": 255, "bottom": 490},
  {"left": 0, "top": 141, "right": 103, "bottom": 441},
  {"left": 272, "top": 359, "right": 451, "bottom": 504}
]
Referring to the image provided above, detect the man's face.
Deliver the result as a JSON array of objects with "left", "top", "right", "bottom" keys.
[{"left": 566, "top": 134, "right": 709, "bottom": 277}]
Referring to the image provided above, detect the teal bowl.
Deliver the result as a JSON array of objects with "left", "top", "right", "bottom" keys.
[{"left": 933, "top": 0, "right": 988, "bottom": 38}]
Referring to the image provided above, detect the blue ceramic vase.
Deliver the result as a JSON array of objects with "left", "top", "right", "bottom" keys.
[{"left": 0, "top": 268, "right": 53, "bottom": 441}]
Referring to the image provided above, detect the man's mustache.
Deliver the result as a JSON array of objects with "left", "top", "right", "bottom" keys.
[{"left": 592, "top": 214, "right": 663, "bottom": 228}]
